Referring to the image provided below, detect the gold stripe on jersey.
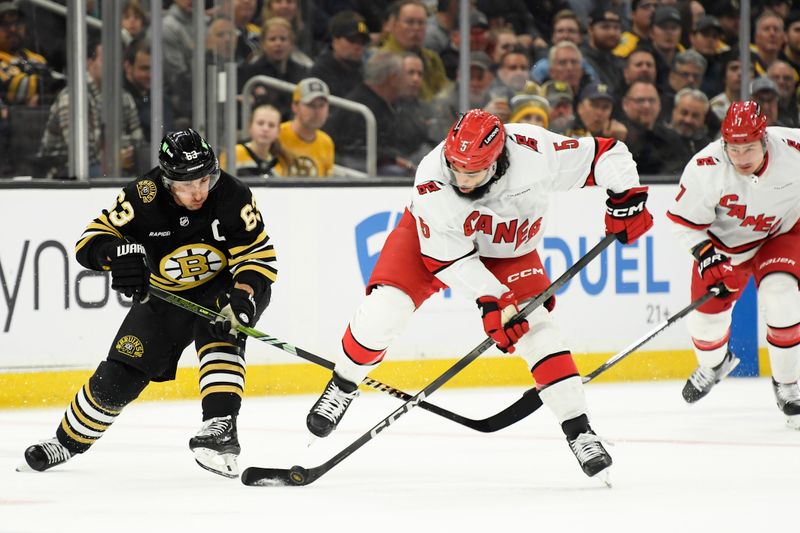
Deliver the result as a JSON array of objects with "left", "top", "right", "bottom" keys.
[
  {"left": 228, "top": 248, "right": 276, "bottom": 266},
  {"left": 198, "top": 346, "right": 246, "bottom": 398},
  {"left": 75, "top": 215, "right": 124, "bottom": 255},
  {"left": 228, "top": 230, "right": 268, "bottom": 256},
  {"left": 70, "top": 398, "right": 110, "bottom": 432},
  {"left": 235, "top": 264, "right": 278, "bottom": 282}
]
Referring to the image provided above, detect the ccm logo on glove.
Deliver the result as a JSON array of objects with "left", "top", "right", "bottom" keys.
[{"left": 604, "top": 187, "right": 654, "bottom": 245}]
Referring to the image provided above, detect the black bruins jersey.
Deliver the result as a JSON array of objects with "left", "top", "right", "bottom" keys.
[{"left": 75, "top": 168, "right": 277, "bottom": 298}]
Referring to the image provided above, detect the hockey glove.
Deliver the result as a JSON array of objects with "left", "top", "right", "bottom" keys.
[
  {"left": 105, "top": 240, "right": 150, "bottom": 302},
  {"left": 693, "top": 241, "right": 739, "bottom": 295},
  {"left": 476, "top": 291, "right": 530, "bottom": 354},
  {"left": 211, "top": 287, "right": 257, "bottom": 340},
  {"left": 605, "top": 187, "right": 654, "bottom": 244}
]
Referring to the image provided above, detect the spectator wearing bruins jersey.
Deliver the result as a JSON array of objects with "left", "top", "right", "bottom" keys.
[
  {"left": 278, "top": 77, "right": 334, "bottom": 177},
  {"left": 220, "top": 102, "right": 293, "bottom": 177},
  {"left": 21, "top": 129, "right": 276, "bottom": 480}
]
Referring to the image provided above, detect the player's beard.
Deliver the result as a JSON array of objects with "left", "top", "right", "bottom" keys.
[{"left": 452, "top": 175, "right": 498, "bottom": 200}]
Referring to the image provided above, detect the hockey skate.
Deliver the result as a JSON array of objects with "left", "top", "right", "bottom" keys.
[
  {"left": 682, "top": 350, "right": 740, "bottom": 404},
  {"left": 189, "top": 415, "right": 240, "bottom": 478},
  {"left": 567, "top": 430, "right": 613, "bottom": 486},
  {"left": 18, "top": 438, "right": 73, "bottom": 472},
  {"left": 306, "top": 374, "right": 359, "bottom": 438},
  {"left": 772, "top": 379, "right": 800, "bottom": 430}
]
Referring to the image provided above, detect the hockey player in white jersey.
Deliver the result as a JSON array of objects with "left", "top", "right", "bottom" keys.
[
  {"left": 667, "top": 101, "right": 800, "bottom": 429},
  {"left": 306, "top": 109, "right": 653, "bottom": 480}
]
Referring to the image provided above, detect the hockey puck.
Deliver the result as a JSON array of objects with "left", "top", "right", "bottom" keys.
[{"left": 288, "top": 465, "right": 308, "bottom": 484}]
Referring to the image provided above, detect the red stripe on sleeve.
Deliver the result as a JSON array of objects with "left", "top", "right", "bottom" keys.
[
  {"left": 666, "top": 211, "right": 712, "bottom": 230},
  {"left": 583, "top": 137, "right": 617, "bottom": 188}
]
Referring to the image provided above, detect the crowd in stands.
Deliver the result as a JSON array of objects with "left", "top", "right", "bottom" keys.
[{"left": 2, "top": 0, "right": 800, "bottom": 180}]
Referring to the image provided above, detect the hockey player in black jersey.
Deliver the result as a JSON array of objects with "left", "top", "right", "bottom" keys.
[{"left": 19, "top": 129, "right": 277, "bottom": 478}]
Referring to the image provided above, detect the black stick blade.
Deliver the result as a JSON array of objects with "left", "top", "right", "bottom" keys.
[{"left": 241, "top": 465, "right": 313, "bottom": 487}]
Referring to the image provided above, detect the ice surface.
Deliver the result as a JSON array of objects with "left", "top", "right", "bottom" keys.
[{"left": 2, "top": 378, "right": 798, "bottom": 532}]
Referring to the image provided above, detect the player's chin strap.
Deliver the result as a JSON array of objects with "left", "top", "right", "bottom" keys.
[{"left": 147, "top": 284, "right": 542, "bottom": 433}]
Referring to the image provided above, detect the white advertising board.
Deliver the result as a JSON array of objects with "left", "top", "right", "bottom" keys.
[{"left": 0, "top": 184, "right": 695, "bottom": 371}]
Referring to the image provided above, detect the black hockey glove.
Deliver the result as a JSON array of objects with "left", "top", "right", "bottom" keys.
[
  {"left": 211, "top": 287, "right": 258, "bottom": 340},
  {"left": 105, "top": 240, "right": 150, "bottom": 302}
]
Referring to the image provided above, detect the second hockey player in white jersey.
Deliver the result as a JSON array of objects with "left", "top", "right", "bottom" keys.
[
  {"left": 667, "top": 101, "right": 800, "bottom": 429},
  {"left": 305, "top": 109, "right": 654, "bottom": 481}
]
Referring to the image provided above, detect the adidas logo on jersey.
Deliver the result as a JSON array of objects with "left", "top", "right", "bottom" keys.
[{"left": 149, "top": 231, "right": 172, "bottom": 237}]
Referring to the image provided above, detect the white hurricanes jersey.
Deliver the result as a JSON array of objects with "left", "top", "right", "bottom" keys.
[
  {"left": 667, "top": 126, "right": 800, "bottom": 264},
  {"left": 409, "top": 123, "right": 641, "bottom": 300}
]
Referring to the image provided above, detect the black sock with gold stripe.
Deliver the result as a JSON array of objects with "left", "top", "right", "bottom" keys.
[
  {"left": 197, "top": 341, "right": 245, "bottom": 420},
  {"left": 56, "top": 360, "right": 148, "bottom": 454}
]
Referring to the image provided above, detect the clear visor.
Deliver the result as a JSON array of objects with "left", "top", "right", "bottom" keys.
[
  {"left": 163, "top": 168, "right": 221, "bottom": 192},
  {"left": 441, "top": 151, "right": 495, "bottom": 190}
]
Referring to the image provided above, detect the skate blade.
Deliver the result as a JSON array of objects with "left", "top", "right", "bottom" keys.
[
  {"left": 306, "top": 433, "right": 318, "bottom": 447},
  {"left": 15, "top": 462, "right": 34, "bottom": 473},
  {"left": 785, "top": 414, "right": 800, "bottom": 430},
  {"left": 192, "top": 448, "right": 239, "bottom": 479},
  {"left": 594, "top": 468, "right": 612, "bottom": 488}
]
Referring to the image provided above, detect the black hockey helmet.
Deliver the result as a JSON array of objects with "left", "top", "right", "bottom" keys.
[{"left": 159, "top": 128, "right": 220, "bottom": 190}]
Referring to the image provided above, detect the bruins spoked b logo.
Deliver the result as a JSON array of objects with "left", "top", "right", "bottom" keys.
[
  {"left": 115, "top": 335, "right": 144, "bottom": 358},
  {"left": 156, "top": 243, "right": 227, "bottom": 289}
]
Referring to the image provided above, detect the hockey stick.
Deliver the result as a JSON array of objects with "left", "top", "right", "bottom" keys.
[
  {"left": 241, "top": 233, "right": 616, "bottom": 487},
  {"left": 148, "top": 284, "right": 541, "bottom": 433},
  {"left": 581, "top": 286, "right": 722, "bottom": 383}
]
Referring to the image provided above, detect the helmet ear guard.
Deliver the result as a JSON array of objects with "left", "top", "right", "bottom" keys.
[{"left": 159, "top": 128, "right": 221, "bottom": 190}]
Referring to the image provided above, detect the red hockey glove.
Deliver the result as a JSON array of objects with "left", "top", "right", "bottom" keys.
[
  {"left": 476, "top": 291, "right": 530, "bottom": 354},
  {"left": 605, "top": 187, "right": 654, "bottom": 244},
  {"left": 693, "top": 241, "right": 739, "bottom": 295},
  {"left": 103, "top": 240, "right": 150, "bottom": 302}
]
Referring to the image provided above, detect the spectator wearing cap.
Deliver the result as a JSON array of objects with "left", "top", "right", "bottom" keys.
[
  {"left": 613, "top": 0, "right": 657, "bottom": 59},
  {"left": 623, "top": 48, "right": 657, "bottom": 88},
  {"left": 767, "top": 60, "right": 799, "bottom": 128},
  {"left": 709, "top": 50, "right": 750, "bottom": 121},
  {"left": 278, "top": 77, "right": 334, "bottom": 176},
  {"left": 544, "top": 41, "right": 594, "bottom": 105},
  {"left": 542, "top": 79, "right": 575, "bottom": 134},
  {"left": 326, "top": 51, "right": 414, "bottom": 176},
  {"left": 708, "top": 1, "right": 740, "bottom": 50},
  {"left": 750, "top": 76, "right": 785, "bottom": 127},
  {"left": 395, "top": 53, "right": 439, "bottom": 164},
  {"left": 780, "top": 11, "right": 800, "bottom": 81},
  {"left": 310, "top": 11, "right": 368, "bottom": 98},
  {"left": 380, "top": 1, "right": 448, "bottom": 102},
  {"left": 751, "top": 12, "right": 786, "bottom": 78},
  {"left": 425, "top": 0, "right": 490, "bottom": 55},
  {"left": 689, "top": 15, "right": 728, "bottom": 98},
  {"left": 509, "top": 94, "right": 550, "bottom": 128},
  {"left": 621, "top": 79, "right": 687, "bottom": 176},
  {"left": 565, "top": 82, "right": 627, "bottom": 141},
  {"left": 432, "top": 51, "right": 503, "bottom": 138},
  {"left": 0, "top": 0, "right": 52, "bottom": 106},
  {"left": 530, "top": 10, "right": 600, "bottom": 85},
  {"left": 239, "top": 17, "right": 311, "bottom": 119},
  {"left": 650, "top": 5, "right": 686, "bottom": 90},
  {"left": 438, "top": 9, "right": 491, "bottom": 81},
  {"left": 668, "top": 87, "right": 712, "bottom": 160},
  {"left": 581, "top": 7, "right": 626, "bottom": 100},
  {"left": 658, "top": 50, "right": 707, "bottom": 122}
]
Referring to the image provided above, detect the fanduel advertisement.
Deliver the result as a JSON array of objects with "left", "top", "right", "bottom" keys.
[{"left": 0, "top": 186, "right": 700, "bottom": 371}]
